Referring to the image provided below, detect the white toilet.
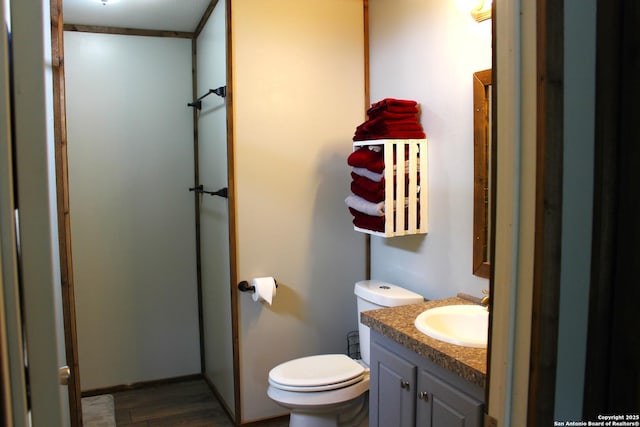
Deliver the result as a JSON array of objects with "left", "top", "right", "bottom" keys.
[{"left": 267, "top": 280, "right": 424, "bottom": 427}]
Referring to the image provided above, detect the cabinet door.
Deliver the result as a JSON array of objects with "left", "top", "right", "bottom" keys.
[
  {"left": 370, "top": 341, "right": 417, "bottom": 427},
  {"left": 415, "top": 369, "right": 484, "bottom": 427}
]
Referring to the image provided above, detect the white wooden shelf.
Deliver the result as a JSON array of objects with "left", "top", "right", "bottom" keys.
[{"left": 351, "top": 139, "right": 428, "bottom": 237}]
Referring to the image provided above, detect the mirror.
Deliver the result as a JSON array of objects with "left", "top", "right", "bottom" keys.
[{"left": 473, "top": 69, "right": 492, "bottom": 278}]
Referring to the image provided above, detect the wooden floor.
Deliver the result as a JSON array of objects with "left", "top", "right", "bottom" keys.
[{"left": 112, "top": 379, "right": 289, "bottom": 426}]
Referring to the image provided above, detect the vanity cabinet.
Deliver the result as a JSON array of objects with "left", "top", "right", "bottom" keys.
[{"left": 369, "top": 331, "right": 484, "bottom": 427}]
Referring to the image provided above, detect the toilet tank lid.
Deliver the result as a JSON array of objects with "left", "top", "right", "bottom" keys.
[{"left": 354, "top": 280, "right": 424, "bottom": 307}]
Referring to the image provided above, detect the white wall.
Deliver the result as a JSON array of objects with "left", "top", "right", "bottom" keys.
[
  {"left": 197, "top": 1, "right": 235, "bottom": 416},
  {"left": 369, "top": 0, "right": 492, "bottom": 300},
  {"left": 231, "top": 0, "right": 366, "bottom": 421},
  {"left": 64, "top": 32, "right": 200, "bottom": 390}
]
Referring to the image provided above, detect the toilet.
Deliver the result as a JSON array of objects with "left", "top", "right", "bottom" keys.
[{"left": 267, "top": 280, "right": 424, "bottom": 427}]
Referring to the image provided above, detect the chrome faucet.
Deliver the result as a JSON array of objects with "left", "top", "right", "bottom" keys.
[{"left": 480, "top": 289, "right": 490, "bottom": 307}]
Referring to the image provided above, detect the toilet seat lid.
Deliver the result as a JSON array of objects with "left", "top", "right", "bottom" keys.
[{"left": 268, "top": 354, "right": 365, "bottom": 391}]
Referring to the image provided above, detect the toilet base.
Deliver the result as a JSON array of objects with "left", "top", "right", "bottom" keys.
[{"left": 287, "top": 392, "right": 368, "bottom": 427}]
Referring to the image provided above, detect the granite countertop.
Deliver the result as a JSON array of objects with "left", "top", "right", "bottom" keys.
[{"left": 361, "top": 297, "right": 487, "bottom": 388}]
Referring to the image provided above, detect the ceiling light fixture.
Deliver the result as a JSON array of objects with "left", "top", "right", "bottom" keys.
[
  {"left": 455, "top": 0, "right": 492, "bottom": 22},
  {"left": 470, "top": 0, "right": 492, "bottom": 22}
]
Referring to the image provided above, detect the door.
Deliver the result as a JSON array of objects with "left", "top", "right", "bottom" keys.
[
  {"left": 370, "top": 341, "right": 417, "bottom": 427},
  {"left": 195, "top": 0, "right": 236, "bottom": 417},
  {"left": 4, "top": 0, "right": 71, "bottom": 425},
  {"left": 416, "top": 369, "right": 483, "bottom": 427},
  {"left": 0, "top": 3, "right": 30, "bottom": 426}
]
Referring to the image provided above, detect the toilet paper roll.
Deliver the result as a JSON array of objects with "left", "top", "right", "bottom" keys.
[{"left": 251, "top": 277, "right": 277, "bottom": 305}]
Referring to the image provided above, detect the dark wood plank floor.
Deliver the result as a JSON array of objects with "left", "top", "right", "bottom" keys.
[{"left": 112, "top": 379, "right": 288, "bottom": 426}]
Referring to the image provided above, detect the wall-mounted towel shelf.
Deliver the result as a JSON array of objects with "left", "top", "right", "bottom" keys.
[
  {"left": 187, "top": 85, "right": 227, "bottom": 110},
  {"left": 189, "top": 185, "right": 228, "bottom": 199},
  {"left": 351, "top": 139, "right": 428, "bottom": 237}
]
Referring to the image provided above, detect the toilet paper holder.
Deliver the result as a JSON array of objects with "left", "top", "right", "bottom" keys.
[{"left": 238, "top": 279, "right": 278, "bottom": 293}]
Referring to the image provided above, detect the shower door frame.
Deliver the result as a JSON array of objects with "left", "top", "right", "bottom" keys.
[
  {"left": 49, "top": 0, "right": 241, "bottom": 425},
  {"left": 50, "top": 0, "right": 83, "bottom": 424}
]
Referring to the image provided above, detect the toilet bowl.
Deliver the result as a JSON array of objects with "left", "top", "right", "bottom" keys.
[
  {"left": 267, "top": 280, "right": 424, "bottom": 427},
  {"left": 267, "top": 354, "right": 369, "bottom": 427}
]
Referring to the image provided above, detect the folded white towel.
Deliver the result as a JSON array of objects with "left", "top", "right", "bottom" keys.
[
  {"left": 352, "top": 160, "right": 420, "bottom": 182},
  {"left": 394, "top": 159, "right": 420, "bottom": 172},
  {"left": 345, "top": 193, "right": 384, "bottom": 217},
  {"left": 378, "top": 198, "right": 411, "bottom": 215},
  {"left": 352, "top": 167, "right": 384, "bottom": 182}
]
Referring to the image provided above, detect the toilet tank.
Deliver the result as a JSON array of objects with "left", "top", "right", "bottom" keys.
[{"left": 354, "top": 280, "right": 424, "bottom": 366}]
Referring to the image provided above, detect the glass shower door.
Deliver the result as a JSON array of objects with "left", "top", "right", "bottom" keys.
[{"left": 195, "top": 0, "right": 235, "bottom": 419}]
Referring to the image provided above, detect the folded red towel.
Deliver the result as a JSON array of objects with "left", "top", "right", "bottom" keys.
[
  {"left": 367, "top": 110, "right": 420, "bottom": 120},
  {"left": 349, "top": 205, "right": 421, "bottom": 233},
  {"left": 356, "top": 117, "right": 423, "bottom": 133},
  {"left": 367, "top": 98, "right": 419, "bottom": 117},
  {"left": 390, "top": 145, "right": 420, "bottom": 164},
  {"left": 350, "top": 171, "right": 421, "bottom": 203},
  {"left": 369, "top": 105, "right": 419, "bottom": 116},
  {"left": 352, "top": 167, "right": 384, "bottom": 182},
  {"left": 351, "top": 172, "right": 384, "bottom": 190},
  {"left": 351, "top": 180, "right": 384, "bottom": 203},
  {"left": 353, "top": 217, "right": 385, "bottom": 232},
  {"left": 347, "top": 147, "right": 385, "bottom": 173},
  {"left": 353, "top": 98, "right": 425, "bottom": 142},
  {"left": 369, "top": 98, "right": 417, "bottom": 109},
  {"left": 349, "top": 208, "right": 385, "bottom": 232},
  {"left": 353, "top": 130, "right": 427, "bottom": 142},
  {"left": 362, "top": 123, "right": 424, "bottom": 135},
  {"left": 354, "top": 115, "right": 425, "bottom": 141}
]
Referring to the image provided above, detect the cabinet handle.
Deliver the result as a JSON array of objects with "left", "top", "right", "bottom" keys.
[
  {"left": 400, "top": 380, "right": 410, "bottom": 390},
  {"left": 418, "top": 391, "right": 430, "bottom": 401}
]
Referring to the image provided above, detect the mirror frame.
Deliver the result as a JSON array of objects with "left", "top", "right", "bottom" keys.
[{"left": 473, "top": 69, "right": 492, "bottom": 278}]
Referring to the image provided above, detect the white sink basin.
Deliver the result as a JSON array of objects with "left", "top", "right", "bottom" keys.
[{"left": 414, "top": 304, "right": 488, "bottom": 348}]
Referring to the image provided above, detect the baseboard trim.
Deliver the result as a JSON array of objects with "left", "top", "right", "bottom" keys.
[
  {"left": 201, "top": 373, "right": 290, "bottom": 426},
  {"left": 202, "top": 374, "right": 235, "bottom": 423},
  {"left": 239, "top": 415, "right": 290, "bottom": 426},
  {"left": 81, "top": 373, "right": 203, "bottom": 397}
]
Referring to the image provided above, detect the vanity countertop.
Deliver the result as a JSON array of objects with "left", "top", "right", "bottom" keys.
[{"left": 360, "top": 297, "right": 487, "bottom": 388}]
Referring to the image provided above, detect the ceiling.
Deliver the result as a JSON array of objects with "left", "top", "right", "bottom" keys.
[{"left": 62, "top": 0, "right": 213, "bottom": 33}]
